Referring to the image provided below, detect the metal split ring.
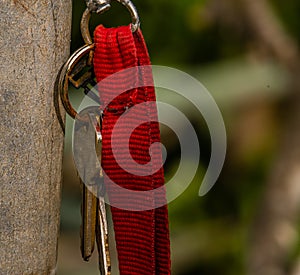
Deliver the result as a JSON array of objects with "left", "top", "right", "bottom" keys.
[
  {"left": 81, "top": 0, "right": 140, "bottom": 44},
  {"left": 58, "top": 0, "right": 140, "bottom": 121},
  {"left": 58, "top": 44, "right": 95, "bottom": 121}
]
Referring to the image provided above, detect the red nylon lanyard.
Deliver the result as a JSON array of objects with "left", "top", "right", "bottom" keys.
[{"left": 93, "top": 25, "right": 171, "bottom": 275}]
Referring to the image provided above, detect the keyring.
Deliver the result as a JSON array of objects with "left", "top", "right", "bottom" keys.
[
  {"left": 81, "top": 0, "right": 140, "bottom": 44},
  {"left": 58, "top": 44, "right": 95, "bottom": 121},
  {"left": 59, "top": 0, "right": 140, "bottom": 121}
]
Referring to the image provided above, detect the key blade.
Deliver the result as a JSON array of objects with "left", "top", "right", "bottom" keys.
[
  {"left": 80, "top": 183, "right": 97, "bottom": 261},
  {"left": 96, "top": 196, "right": 111, "bottom": 275}
]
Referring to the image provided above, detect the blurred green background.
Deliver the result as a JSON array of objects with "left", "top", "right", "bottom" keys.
[{"left": 57, "top": 1, "right": 300, "bottom": 274}]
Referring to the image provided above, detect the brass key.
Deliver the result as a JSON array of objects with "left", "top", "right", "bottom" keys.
[
  {"left": 77, "top": 110, "right": 99, "bottom": 262},
  {"left": 89, "top": 113, "right": 111, "bottom": 275}
]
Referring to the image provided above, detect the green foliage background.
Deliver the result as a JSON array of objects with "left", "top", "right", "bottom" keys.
[{"left": 58, "top": 1, "right": 300, "bottom": 274}]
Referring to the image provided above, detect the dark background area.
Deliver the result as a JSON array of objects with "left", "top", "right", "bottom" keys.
[{"left": 57, "top": 1, "right": 300, "bottom": 274}]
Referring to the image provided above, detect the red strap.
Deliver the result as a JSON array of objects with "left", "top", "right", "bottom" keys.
[{"left": 93, "top": 25, "right": 171, "bottom": 275}]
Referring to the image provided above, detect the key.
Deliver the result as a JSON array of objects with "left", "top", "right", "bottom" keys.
[
  {"left": 89, "top": 112, "right": 111, "bottom": 275},
  {"left": 78, "top": 110, "right": 104, "bottom": 265},
  {"left": 78, "top": 111, "right": 99, "bottom": 261}
]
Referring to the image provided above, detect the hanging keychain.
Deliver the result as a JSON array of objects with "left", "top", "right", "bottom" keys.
[{"left": 58, "top": 1, "right": 171, "bottom": 274}]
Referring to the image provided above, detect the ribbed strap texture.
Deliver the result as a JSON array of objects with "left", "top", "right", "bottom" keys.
[{"left": 93, "top": 25, "right": 171, "bottom": 275}]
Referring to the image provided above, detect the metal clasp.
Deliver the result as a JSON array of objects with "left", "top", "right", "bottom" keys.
[{"left": 81, "top": 0, "right": 140, "bottom": 44}]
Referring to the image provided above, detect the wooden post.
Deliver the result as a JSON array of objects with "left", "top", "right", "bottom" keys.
[{"left": 0, "top": 1, "right": 72, "bottom": 274}]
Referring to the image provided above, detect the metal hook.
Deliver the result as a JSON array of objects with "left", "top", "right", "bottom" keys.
[{"left": 81, "top": 0, "right": 140, "bottom": 45}]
